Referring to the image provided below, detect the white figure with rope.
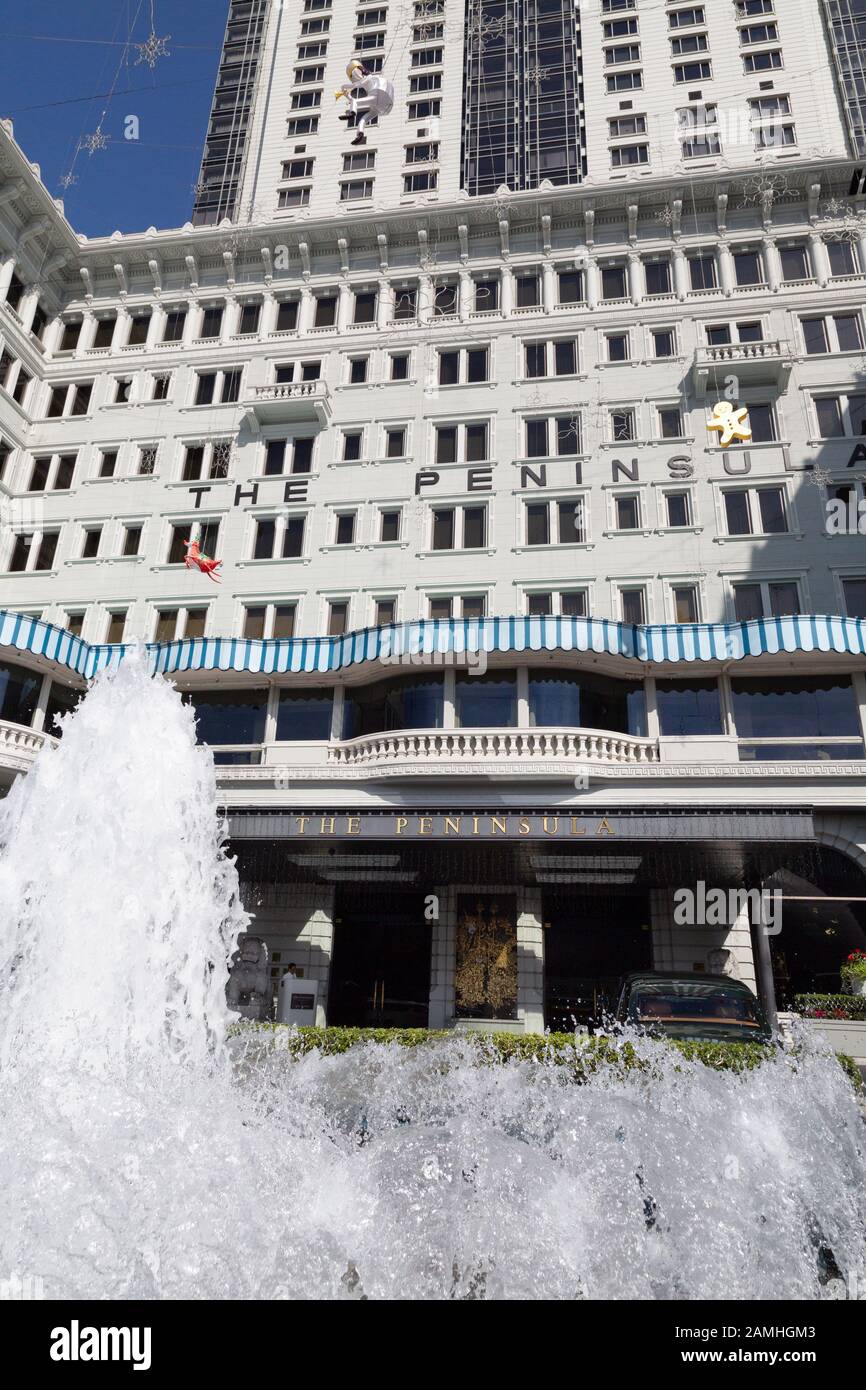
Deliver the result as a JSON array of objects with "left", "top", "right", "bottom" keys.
[{"left": 335, "top": 60, "right": 395, "bottom": 146}]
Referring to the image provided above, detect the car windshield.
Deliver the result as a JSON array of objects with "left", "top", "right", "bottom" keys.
[{"left": 627, "top": 980, "right": 764, "bottom": 1031}]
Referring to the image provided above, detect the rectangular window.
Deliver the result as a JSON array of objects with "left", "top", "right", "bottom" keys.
[
  {"left": 688, "top": 254, "right": 717, "bottom": 290},
  {"left": 380, "top": 509, "right": 401, "bottom": 542},
  {"left": 665, "top": 492, "right": 692, "bottom": 528},
  {"left": 620, "top": 588, "right": 646, "bottom": 624},
  {"left": 341, "top": 179, "right": 375, "bottom": 201}
]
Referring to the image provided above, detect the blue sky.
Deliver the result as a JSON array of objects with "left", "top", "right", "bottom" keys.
[{"left": 0, "top": 1, "right": 228, "bottom": 236}]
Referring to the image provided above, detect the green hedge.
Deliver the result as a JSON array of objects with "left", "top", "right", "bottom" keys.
[
  {"left": 795, "top": 993, "right": 866, "bottom": 1021},
  {"left": 230, "top": 1023, "right": 771, "bottom": 1075},
  {"left": 228, "top": 1023, "right": 863, "bottom": 1089}
]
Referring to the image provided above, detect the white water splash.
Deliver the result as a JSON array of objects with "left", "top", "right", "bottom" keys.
[{"left": 0, "top": 658, "right": 864, "bottom": 1299}]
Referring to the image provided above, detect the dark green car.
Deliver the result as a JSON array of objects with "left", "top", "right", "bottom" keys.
[{"left": 615, "top": 971, "right": 773, "bottom": 1045}]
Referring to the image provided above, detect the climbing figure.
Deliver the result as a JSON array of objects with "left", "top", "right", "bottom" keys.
[
  {"left": 708, "top": 401, "right": 752, "bottom": 448},
  {"left": 183, "top": 538, "right": 222, "bottom": 583},
  {"left": 335, "top": 60, "right": 395, "bottom": 146}
]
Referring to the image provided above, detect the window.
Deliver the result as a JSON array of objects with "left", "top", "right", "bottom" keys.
[
  {"left": 138, "top": 446, "right": 157, "bottom": 476},
  {"left": 127, "top": 313, "right": 150, "bottom": 345},
  {"left": 601, "top": 265, "right": 627, "bottom": 300},
  {"left": 342, "top": 431, "right": 362, "bottom": 461},
  {"left": 620, "top": 588, "right": 646, "bottom": 624},
  {"left": 406, "top": 141, "right": 438, "bottom": 163},
  {"left": 609, "top": 114, "right": 646, "bottom": 137},
  {"left": 386, "top": 428, "right": 406, "bottom": 458},
  {"left": 614, "top": 494, "right": 641, "bottom": 531},
  {"left": 105, "top": 611, "right": 128, "bottom": 644},
  {"left": 525, "top": 415, "right": 582, "bottom": 457},
  {"left": 114, "top": 377, "right": 133, "bottom": 404},
  {"left": 606, "top": 333, "right": 630, "bottom": 363},
  {"left": 688, "top": 253, "right": 717, "bottom": 291},
  {"left": 658, "top": 406, "right": 684, "bottom": 439},
  {"left": 162, "top": 310, "right": 186, "bottom": 343},
  {"left": 813, "top": 392, "right": 866, "bottom": 439},
  {"left": 842, "top": 578, "right": 866, "bottom": 619},
  {"left": 523, "top": 339, "right": 578, "bottom": 378},
  {"left": 252, "top": 515, "right": 305, "bottom": 560},
  {"left": 275, "top": 301, "right": 299, "bottom": 333},
  {"left": 194, "top": 368, "right": 241, "bottom": 405},
  {"left": 402, "top": 167, "right": 438, "bottom": 193},
  {"left": 733, "top": 249, "right": 764, "bottom": 287},
  {"left": 732, "top": 676, "right": 862, "bottom": 762},
  {"left": 390, "top": 352, "right": 410, "bottom": 381},
  {"left": 672, "top": 585, "right": 700, "bottom": 623},
  {"left": 525, "top": 498, "right": 587, "bottom": 546},
  {"left": 287, "top": 115, "right": 320, "bottom": 136},
  {"left": 606, "top": 70, "right": 643, "bottom": 92},
  {"left": 334, "top": 513, "right": 356, "bottom": 546},
  {"left": 155, "top": 607, "right": 207, "bottom": 643},
  {"left": 652, "top": 329, "right": 675, "bottom": 358},
  {"left": 349, "top": 357, "right": 368, "bottom": 384},
  {"left": 152, "top": 373, "right": 171, "bottom": 401},
  {"left": 611, "top": 408, "right": 636, "bottom": 442},
  {"left": 431, "top": 505, "right": 487, "bottom": 551},
  {"left": 437, "top": 346, "right": 489, "bottom": 385},
  {"left": 611, "top": 142, "right": 649, "bottom": 167},
  {"left": 674, "top": 61, "right": 712, "bottom": 82},
  {"left": 380, "top": 509, "right": 402, "bottom": 542},
  {"left": 665, "top": 492, "right": 692, "bottom": 528},
  {"left": 243, "top": 603, "right": 297, "bottom": 641},
  {"left": 723, "top": 486, "right": 787, "bottom": 536},
  {"left": 645, "top": 260, "right": 672, "bottom": 296},
  {"left": 121, "top": 524, "right": 142, "bottom": 557},
  {"left": 92, "top": 316, "right": 116, "bottom": 350},
  {"left": 558, "top": 270, "right": 584, "bottom": 305},
  {"left": 733, "top": 581, "right": 800, "bottom": 621},
  {"left": 802, "top": 314, "right": 862, "bottom": 355},
  {"left": 515, "top": 273, "right": 541, "bottom": 308},
  {"left": 328, "top": 601, "right": 349, "bottom": 636},
  {"left": 778, "top": 243, "right": 810, "bottom": 283},
  {"left": 656, "top": 679, "right": 722, "bottom": 736},
  {"left": 278, "top": 187, "right": 311, "bottom": 208},
  {"left": 353, "top": 291, "right": 377, "bottom": 326},
  {"left": 58, "top": 321, "right": 81, "bottom": 352},
  {"left": 743, "top": 49, "right": 782, "bottom": 73},
  {"left": 827, "top": 242, "right": 861, "bottom": 278},
  {"left": 341, "top": 179, "right": 374, "bottom": 201},
  {"left": 98, "top": 450, "right": 117, "bottom": 479},
  {"left": 238, "top": 303, "right": 261, "bottom": 336},
  {"left": 526, "top": 590, "right": 587, "bottom": 618},
  {"left": 81, "top": 527, "right": 102, "bottom": 560}
]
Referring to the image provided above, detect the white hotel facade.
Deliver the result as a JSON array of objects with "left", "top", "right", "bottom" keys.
[{"left": 2, "top": 0, "right": 866, "bottom": 1030}]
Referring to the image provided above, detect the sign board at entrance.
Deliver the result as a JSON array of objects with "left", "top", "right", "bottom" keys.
[{"left": 229, "top": 810, "right": 815, "bottom": 842}]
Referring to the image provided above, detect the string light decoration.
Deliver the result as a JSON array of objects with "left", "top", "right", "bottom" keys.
[
  {"left": 806, "top": 463, "right": 833, "bottom": 489},
  {"left": 820, "top": 196, "right": 866, "bottom": 243},
  {"left": 739, "top": 168, "right": 791, "bottom": 206},
  {"left": 135, "top": 2, "right": 171, "bottom": 69},
  {"left": 81, "top": 127, "right": 109, "bottom": 156},
  {"left": 58, "top": 173, "right": 79, "bottom": 190},
  {"left": 526, "top": 64, "right": 549, "bottom": 92}
]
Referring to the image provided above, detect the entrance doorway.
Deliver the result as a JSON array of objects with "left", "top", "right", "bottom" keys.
[
  {"left": 328, "top": 888, "right": 432, "bottom": 1027},
  {"left": 543, "top": 890, "right": 653, "bottom": 1030}
]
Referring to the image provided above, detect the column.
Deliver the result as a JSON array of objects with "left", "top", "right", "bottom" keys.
[
  {"left": 763, "top": 238, "right": 781, "bottom": 293},
  {"left": 376, "top": 278, "right": 392, "bottom": 329},
  {"left": 185, "top": 301, "right": 203, "bottom": 343},
  {"left": 330, "top": 685, "right": 345, "bottom": 741},
  {"left": 858, "top": 230, "right": 866, "bottom": 277},
  {"left": 627, "top": 253, "right": 642, "bottom": 307},
  {"left": 0, "top": 254, "right": 15, "bottom": 303},
  {"left": 442, "top": 666, "right": 456, "bottom": 730},
  {"left": 31, "top": 674, "right": 52, "bottom": 734},
  {"left": 644, "top": 675, "right": 659, "bottom": 739},
  {"left": 541, "top": 261, "right": 556, "bottom": 314},
  {"left": 428, "top": 885, "right": 455, "bottom": 1030},
  {"left": 809, "top": 232, "right": 830, "bottom": 288},
  {"left": 718, "top": 242, "right": 735, "bottom": 297},
  {"left": 111, "top": 306, "right": 130, "bottom": 353},
  {"left": 297, "top": 286, "right": 314, "bottom": 336},
  {"left": 499, "top": 264, "right": 514, "bottom": 317},
  {"left": 458, "top": 270, "right": 472, "bottom": 323},
  {"left": 222, "top": 299, "right": 241, "bottom": 339},
  {"left": 337, "top": 280, "right": 352, "bottom": 331},
  {"left": 516, "top": 665, "right": 530, "bottom": 727},
  {"left": 19, "top": 285, "right": 42, "bottom": 334},
  {"left": 146, "top": 304, "right": 166, "bottom": 348},
  {"left": 259, "top": 292, "right": 278, "bottom": 338},
  {"left": 585, "top": 257, "right": 600, "bottom": 310},
  {"left": 418, "top": 273, "right": 433, "bottom": 324},
  {"left": 517, "top": 887, "right": 545, "bottom": 1034},
  {"left": 672, "top": 246, "right": 689, "bottom": 301}
]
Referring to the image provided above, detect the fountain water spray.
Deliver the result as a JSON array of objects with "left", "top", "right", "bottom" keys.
[{"left": 0, "top": 656, "right": 863, "bottom": 1300}]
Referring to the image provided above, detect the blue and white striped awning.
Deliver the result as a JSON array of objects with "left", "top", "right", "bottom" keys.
[{"left": 2, "top": 610, "right": 865, "bottom": 682}]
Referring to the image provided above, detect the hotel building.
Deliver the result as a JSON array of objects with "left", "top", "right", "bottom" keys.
[{"left": 2, "top": 0, "right": 866, "bottom": 1031}]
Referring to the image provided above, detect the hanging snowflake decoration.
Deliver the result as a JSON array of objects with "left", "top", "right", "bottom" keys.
[
  {"left": 820, "top": 196, "right": 866, "bottom": 242},
  {"left": 526, "top": 64, "right": 549, "bottom": 92},
  {"left": 191, "top": 181, "right": 208, "bottom": 200},
  {"left": 655, "top": 204, "right": 675, "bottom": 228},
  {"left": 135, "top": 31, "right": 171, "bottom": 69},
  {"left": 739, "top": 169, "right": 791, "bottom": 205},
  {"left": 806, "top": 463, "right": 833, "bottom": 489},
  {"left": 58, "top": 172, "right": 78, "bottom": 190},
  {"left": 81, "top": 128, "right": 109, "bottom": 156},
  {"left": 492, "top": 190, "right": 514, "bottom": 220}
]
